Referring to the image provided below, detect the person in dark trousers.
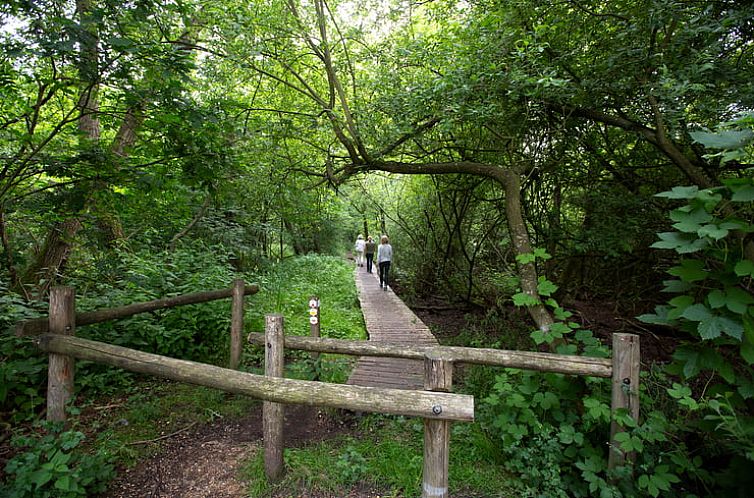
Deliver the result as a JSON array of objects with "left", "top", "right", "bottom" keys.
[
  {"left": 377, "top": 235, "right": 393, "bottom": 290},
  {"left": 364, "top": 236, "right": 376, "bottom": 273}
]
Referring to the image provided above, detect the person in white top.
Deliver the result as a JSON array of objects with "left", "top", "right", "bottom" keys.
[
  {"left": 376, "top": 235, "right": 393, "bottom": 290},
  {"left": 354, "top": 235, "right": 366, "bottom": 267}
]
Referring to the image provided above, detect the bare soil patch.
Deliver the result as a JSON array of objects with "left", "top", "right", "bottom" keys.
[{"left": 99, "top": 404, "right": 364, "bottom": 498}]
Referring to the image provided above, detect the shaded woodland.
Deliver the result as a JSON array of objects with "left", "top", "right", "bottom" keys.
[{"left": 1, "top": 0, "right": 753, "bottom": 496}]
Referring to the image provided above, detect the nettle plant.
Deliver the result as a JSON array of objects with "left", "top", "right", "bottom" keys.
[
  {"left": 639, "top": 179, "right": 754, "bottom": 465},
  {"left": 479, "top": 250, "right": 691, "bottom": 497}
]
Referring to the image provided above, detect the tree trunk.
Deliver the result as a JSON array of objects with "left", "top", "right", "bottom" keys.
[
  {"left": 19, "top": 218, "right": 83, "bottom": 296},
  {"left": 499, "top": 169, "right": 554, "bottom": 333}
]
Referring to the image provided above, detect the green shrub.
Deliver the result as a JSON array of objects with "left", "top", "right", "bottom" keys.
[{"left": 1, "top": 422, "right": 115, "bottom": 497}]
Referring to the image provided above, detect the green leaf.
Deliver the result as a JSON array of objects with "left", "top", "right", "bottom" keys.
[
  {"left": 734, "top": 260, "right": 754, "bottom": 277},
  {"left": 681, "top": 303, "right": 712, "bottom": 322},
  {"left": 725, "top": 287, "right": 754, "bottom": 314},
  {"left": 707, "top": 290, "right": 726, "bottom": 309},
  {"left": 54, "top": 475, "right": 72, "bottom": 491},
  {"left": 668, "top": 259, "right": 707, "bottom": 282},
  {"left": 515, "top": 253, "right": 536, "bottom": 264},
  {"left": 512, "top": 292, "right": 540, "bottom": 307},
  {"left": 741, "top": 342, "right": 754, "bottom": 365},
  {"left": 656, "top": 186, "right": 699, "bottom": 199},
  {"left": 697, "top": 224, "right": 729, "bottom": 240},
  {"left": 662, "top": 279, "right": 691, "bottom": 293},
  {"left": 690, "top": 129, "right": 754, "bottom": 149},
  {"left": 731, "top": 185, "right": 754, "bottom": 202},
  {"left": 537, "top": 277, "right": 558, "bottom": 297},
  {"left": 697, "top": 315, "right": 743, "bottom": 341}
]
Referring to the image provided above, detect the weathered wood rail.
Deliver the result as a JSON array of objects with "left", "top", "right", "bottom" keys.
[
  {"left": 248, "top": 309, "right": 640, "bottom": 498},
  {"left": 25, "top": 286, "right": 475, "bottom": 498}
]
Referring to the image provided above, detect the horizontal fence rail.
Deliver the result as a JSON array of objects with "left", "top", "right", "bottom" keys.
[
  {"left": 16, "top": 284, "right": 260, "bottom": 337},
  {"left": 248, "top": 332, "right": 613, "bottom": 378},
  {"left": 34, "top": 334, "right": 474, "bottom": 422}
]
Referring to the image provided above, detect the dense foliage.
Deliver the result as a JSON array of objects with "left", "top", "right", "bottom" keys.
[{"left": 1, "top": 0, "right": 753, "bottom": 495}]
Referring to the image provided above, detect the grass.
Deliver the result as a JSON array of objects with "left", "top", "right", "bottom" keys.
[{"left": 240, "top": 414, "right": 516, "bottom": 497}]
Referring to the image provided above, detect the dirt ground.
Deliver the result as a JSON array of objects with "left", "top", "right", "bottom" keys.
[{"left": 99, "top": 404, "right": 380, "bottom": 498}]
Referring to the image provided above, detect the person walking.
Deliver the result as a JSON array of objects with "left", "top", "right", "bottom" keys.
[
  {"left": 377, "top": 235, "right": 393, "bottom": 290},
  {"left": 364, "top": 236, "right": 376, "bottom": 273},
  {"left": 354, "top": 235, "right": 366, "bottom": 267}
]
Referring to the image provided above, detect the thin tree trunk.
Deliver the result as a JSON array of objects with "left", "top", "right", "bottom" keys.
[{"left": 169, "top": 195, "right": 212, "bottom": 251}]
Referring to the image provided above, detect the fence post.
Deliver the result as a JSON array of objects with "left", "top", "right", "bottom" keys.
[
  {"left": 608, "top": 333, "right": 641, "bottom": 470},
  {"left": 229, "top": 279, "right": 245, "bottom": 370},
  {"left": 308, "top": 296, "right": 320, "bottom": 380},
  {"left": 47, "top": 286, "right": 76, "bottom": 423},
  {"left": 264, "top": 314, "right": 285, "bottom": 482},
  {"left": 422, "top": 351, "right": 453, "bottom": 498}
]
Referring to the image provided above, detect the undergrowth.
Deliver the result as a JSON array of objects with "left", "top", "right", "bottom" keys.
[
  {"left": 1, "top": 252, "right": 364, "bottom": 494},
  {"left": 241, "top": 414, "right": 514, "bottom": 497}
]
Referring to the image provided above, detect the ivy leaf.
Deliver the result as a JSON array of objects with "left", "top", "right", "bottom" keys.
[
  {"left": 670, "top": 207, "right": 713, "bottom": 234},
  {"left": 638, "top": 305, "right": 677, "bottom": 325},
  {"left": 655, "top": 186, "right": 699, "bottom": 199}
]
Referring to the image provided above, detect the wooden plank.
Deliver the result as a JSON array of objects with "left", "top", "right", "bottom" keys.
[
  {"left": 33, "top": 334, "right": 474, "bottom": 422},
  {"left": 18, "top": 284, "right": 260, "bottom": 336}
]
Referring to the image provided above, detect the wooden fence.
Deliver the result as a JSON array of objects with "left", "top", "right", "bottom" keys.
[
  {"left": 248, "top": 307, "right": 641, "bottom": 487},
  {"left": 21, "top": 286, "right": 638, "bottom": 498},
  {"left": 21, "top": 286, "right": 474, "bottom": 498}
]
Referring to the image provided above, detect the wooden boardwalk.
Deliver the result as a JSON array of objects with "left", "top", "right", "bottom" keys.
[{"left": 347, "top": 265, "right": 438, "bottom": 390}]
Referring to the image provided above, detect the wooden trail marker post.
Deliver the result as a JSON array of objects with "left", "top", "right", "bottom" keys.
[
  {"left": 308, "top": 296, "right": 320, "bottom": 380},
  {"left": 47, "top": 287, "right": 76, "bottom": 423},
  {"left": 229, "top": 279, "right": 245, "bottom": 370},
  {"left": 264, "top": 314, "right": 285, "bottom": 482},
  {"left": 608, "top": 333, "right": 641, "bottom": 470},
  {"left": 422, "top": 351, "right": 453, "bottom": 498}
]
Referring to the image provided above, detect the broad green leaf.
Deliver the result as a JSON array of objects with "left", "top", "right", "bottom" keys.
[
  {"left": 690, "top": 129, "right": 754, "bottom": 149},
  {"left": 533, "top": 247, "right": 552, "bottom": 260},
  {"left": 662, "top": 279, "right": 691, "bottom": 293},
  {"left": 737, "top": 377, "right": 754, "bottom": 399},
  {"left": 515, "top": 253, "right": 536, "bottom": 264},
  {"left": 537, "top": 277, "right": 558, "bottom": 296},
  {"left": 697, "top": 224, "right": 729, "bottom": 240},
  {"left": 512, "top": 292, "right": 539, "bottom": 307},
  {"left": 734, "top": 260, "right": 754, "bottom": 277},
  {"left": 731, "top": 185, "right": 754, "bottom": 202},
  {"left": 655, "top": 186, "right": 699, "bottom": 199},
  {"left": 707, "top": 290, "right": 726, "bottom": 309},
  {"left": 698, "top": 315, "right": 743, "bottom": 341},
  {"left": 725, "top": 287, "right": 754, "bottom": 314},
  {"left": 741, "top": 342, "right": 754, "bottom": 365},
  {"left": 668, "top": 259, "right": 707, "bottom": 282}
]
